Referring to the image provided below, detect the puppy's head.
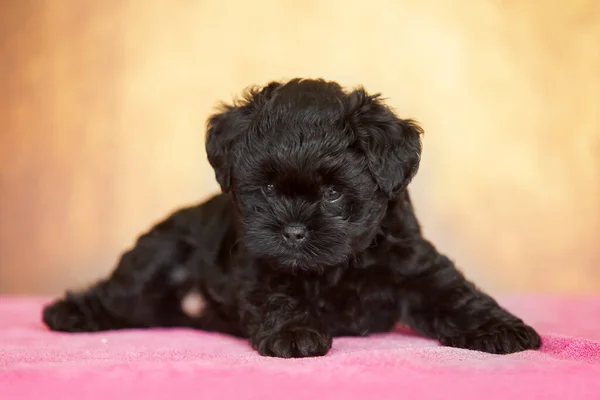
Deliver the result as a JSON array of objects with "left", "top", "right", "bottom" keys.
[{"left": 206, "top": 78, "right": 422, "bottom": 270}]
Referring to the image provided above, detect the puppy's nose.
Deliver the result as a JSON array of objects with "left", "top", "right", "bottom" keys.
[{"left": 282, "top": 223, "right": 308, "bottom": 244}]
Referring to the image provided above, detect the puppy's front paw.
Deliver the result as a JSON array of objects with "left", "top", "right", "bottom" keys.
[
  {"left": 254, "top": 328, "right": 332, "bottom": 358},
  {"left": 439, "top": 320, "right": 541, "bottom": 354},
  {"left": 42, "top": 298, "right": 95, "bottom": 332}
]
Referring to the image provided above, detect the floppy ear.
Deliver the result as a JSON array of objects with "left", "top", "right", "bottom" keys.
[
  {"left": 205, "top": 82, "right": 281, "bottom": 192},
  {"left": 347, "top": 88, "right": 423, "bottom": 198},
  {"left": 205, "top": 105, "right": 250, "bottom": 192}
]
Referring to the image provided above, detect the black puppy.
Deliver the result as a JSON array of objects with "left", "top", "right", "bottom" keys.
[{"left": 43, "top": 78, "right": 541, "bottom": 358}]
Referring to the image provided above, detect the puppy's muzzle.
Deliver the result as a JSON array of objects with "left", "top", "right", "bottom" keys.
[{"left": 282, "top": 223, "right": 308, "bottom": 246}]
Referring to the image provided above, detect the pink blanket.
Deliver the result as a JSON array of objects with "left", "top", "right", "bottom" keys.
[{"left": 1, "top": 295, "right": 599, "bottom": 399}]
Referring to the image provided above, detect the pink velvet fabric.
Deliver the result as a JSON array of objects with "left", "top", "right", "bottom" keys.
[{"left": 1, "top": 295, "right": 599, "bottom": 399}]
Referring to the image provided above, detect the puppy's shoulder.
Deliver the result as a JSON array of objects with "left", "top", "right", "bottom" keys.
[
  {"left": 184, "top": 192, "right": 233, "bottom": 225},
  {"left": 153, "top": 193, "right": 232, "bottom": 229}
]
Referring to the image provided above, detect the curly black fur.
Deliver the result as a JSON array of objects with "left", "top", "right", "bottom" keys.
[{"left": 43, "top": 78, "right": 541, "bottom": 358}]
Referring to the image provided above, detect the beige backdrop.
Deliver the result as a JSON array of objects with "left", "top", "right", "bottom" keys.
[{"left": 1, "top": 0, "right": 598, "bottom": 295}]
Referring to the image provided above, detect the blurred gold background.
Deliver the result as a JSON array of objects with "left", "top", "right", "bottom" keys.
[{"left": 1, "top": 1, "right": 598, "bottom": 295}]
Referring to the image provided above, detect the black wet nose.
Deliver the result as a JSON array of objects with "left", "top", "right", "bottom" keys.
[{"left": 282, "top": 223, "right": 308, "bottom": 244}]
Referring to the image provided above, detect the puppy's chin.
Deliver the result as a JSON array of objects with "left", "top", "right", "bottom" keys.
[
  {"left": 277, "top": 254, "right": 310, "bottom": 270},
  {"left": 275, "top": 252, "right": 349, "bottom": 272},
  {"left": 242, "top": 232, "right": 352, "bottom": 272}
]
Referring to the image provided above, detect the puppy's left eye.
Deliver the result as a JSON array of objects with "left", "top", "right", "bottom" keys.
[
  {"left": 324, "top": 187, "right": 342, "bottom": 203},
  {"left": 262, "top": 184, "right": 276, "bottom": 197}
]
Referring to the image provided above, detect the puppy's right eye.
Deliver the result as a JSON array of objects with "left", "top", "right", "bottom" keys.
[
  {"left": 262, "top": 184, "right": 276, "bottom": 197},
  {"left": 323, "top": 186, "right": 343, "bottom": 203}
]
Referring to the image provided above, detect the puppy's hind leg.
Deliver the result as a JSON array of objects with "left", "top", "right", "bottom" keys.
[
  {"left": 43, "top": 279, "right": 136, "bottom": 332},
  {"left": 43, "top": 217, "right": 200, "bottom": 333}
]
